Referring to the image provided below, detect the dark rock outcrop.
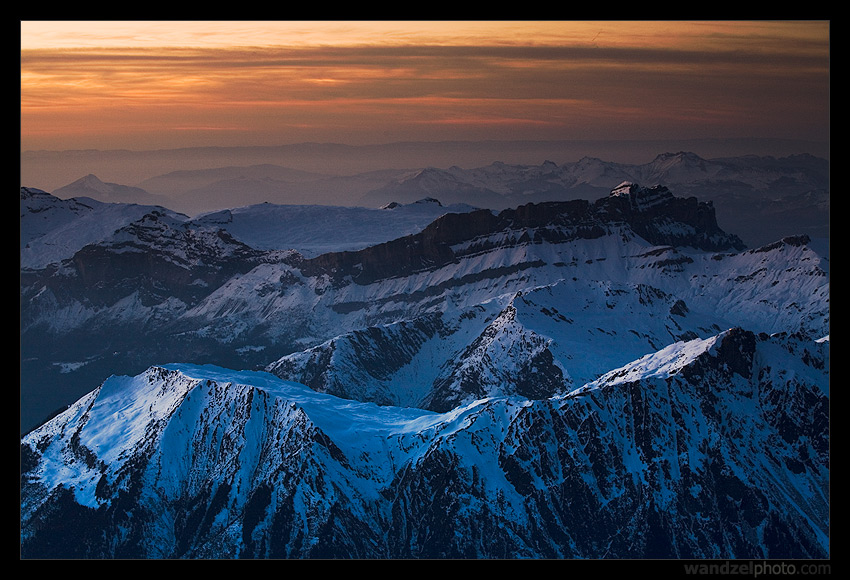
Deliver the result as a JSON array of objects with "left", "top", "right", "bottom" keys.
[{"left": 302, "top": 185, "right": 744, "bottom": 286}]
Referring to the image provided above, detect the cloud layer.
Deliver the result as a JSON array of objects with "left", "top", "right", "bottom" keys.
[{"left": 21, "top": 21, "right": 830, "bottom": 151}]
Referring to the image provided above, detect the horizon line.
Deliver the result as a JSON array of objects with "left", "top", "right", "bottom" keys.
[{"left": 21, "top": 135, "right": 830, "bottom": 155}]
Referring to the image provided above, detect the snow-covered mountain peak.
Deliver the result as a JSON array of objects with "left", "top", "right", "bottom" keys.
[
  {"left": 608, "top": 181, "right": 684, "bottom": 220},
  {"left": 22, "top": 323, "right": 829, "bottom": 558},
  {"left": 20, "top": 187, "right": 189, "bottom": 269},
  {"left": 573, "top": 156, "right": 614, "bottom": 170},
  {"left": 579, "top": 330, "right": 728, "bottom": 390},
  {"left": 381, "top": 197, "right": 444, "bottom": 209},
  {"left": 537, "top": 160, "right": 559, "bottom": 174},
  {"left": 109, "top": 208, "right": 188, "bottom": 237}
]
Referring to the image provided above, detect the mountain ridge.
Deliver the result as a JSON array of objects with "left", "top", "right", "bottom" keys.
[
  {"left": 35, "top": 150, "right": 828, "bottom": 247},
  {"left": 21, "top": 326, "right": 829, "bottom": 558},
  {"left": 300, "top": 183, "right": 745, "bottom": 289},
  {"left": 20, "top": 164, "right": 830, "bottom": 558},
  {"left": 21, "top": 181, "right": 828, "bottom": 437}
]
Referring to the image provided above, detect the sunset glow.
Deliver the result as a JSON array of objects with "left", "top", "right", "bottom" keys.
[{"left": 21, "top": 21, "right": 830, "bottom": 151}]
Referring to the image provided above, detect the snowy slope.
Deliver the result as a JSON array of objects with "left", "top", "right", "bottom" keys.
[
  {"left": 266, "top": 305, "right": 501, "bottom": 408},
  {"left": 21, "top": 188, "right": 475, "bottom": 269},
  {"left": 21, "top": 209, "right": 283, "bottom": 335},
  {"left": 189, "top": 197, "right": 477, "bottom": 257},
  {"left": 20, "top": 187, "right": 187, "bottom": 269},
  {"left": 182, "top": 203, "right": 826, "bottom": 355},
  {"left": 21, "top": 326, "right": 829, "bottom": 558},
  {"left": 267, "top": 278, "right": 727, "bottom": 413},
  {"left": 21, "top": 183, "right": 828, "bottom": 436}
]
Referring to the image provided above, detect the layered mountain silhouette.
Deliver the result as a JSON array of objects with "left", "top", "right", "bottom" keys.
[{"left": 20, "top": 174, "right": 829, "bottom": 559}]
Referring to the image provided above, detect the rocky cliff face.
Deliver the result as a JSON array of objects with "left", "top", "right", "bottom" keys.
[
  {"left": 301, "top": 186, "right": 744, "bottom": 286},
  {"left": 604, "top": 182, "right": 744, "bottom": 251}
]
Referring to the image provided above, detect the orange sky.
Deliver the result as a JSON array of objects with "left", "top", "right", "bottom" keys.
[{"left": 20, "top": 21, "right": 830, "bottom": 152}]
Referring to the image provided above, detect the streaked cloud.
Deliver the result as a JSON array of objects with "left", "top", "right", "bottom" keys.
[{"left": 21, "top": 21, "right": 830, "bottom": 150}]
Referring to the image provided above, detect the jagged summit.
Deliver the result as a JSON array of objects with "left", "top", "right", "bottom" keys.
[
  {"left": 600, "top": 181, "right": 744, "bottom": 251},
  {"left": 611, "top": 180, "right": 636, "bottom": 194},
  {"left": 577, "top": 326, "right": 747, "bottom": 393},
  {"left": 20, "top": 187, "right": 188, "bottom": 268},
  {"left": 610, "top": 180, "right": 670, "bottom": 198}
]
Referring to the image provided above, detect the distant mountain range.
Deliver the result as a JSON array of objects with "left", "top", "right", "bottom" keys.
[
  {"left": 46, "top": 151, "right": 828, "bottom": 248},
  {"left": 20, "top": 164, "right": 829, "bottom": 558}
]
